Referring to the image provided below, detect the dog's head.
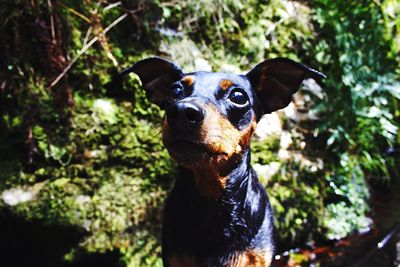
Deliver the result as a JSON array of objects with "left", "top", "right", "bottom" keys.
[{"left": 123, "top": 57, "right": 324, "bottom": 172}]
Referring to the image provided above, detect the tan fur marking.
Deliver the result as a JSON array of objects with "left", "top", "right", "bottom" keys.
[
  {"left": 182, "top": 75, "right": 195, "bottom": 86},
  {"left": 192, "top": 167, "right": 228, "bottom": 199},
  {"left": 169, "top": 250, "right": 272, "bottom": 267},
  {"left": 200, "top": 105, "right": 256, "bottom": 158},
  {"left": 200, "top": 105, "right": 254, "bottom": 157},
  {"left": 230, "top": 249, "right": 273, "bottom": 267},
  {"left": 189, "top": 105, "right": 257, "bottom": 199},
  {"left": 168, "top": 255, "right": 203, "bottom": 267},
  {"left": 220, "top": 79, "right": 234, "bottom": 90},
  {"left": 239, "top": 120, "right": 257, "bottom": 151}
]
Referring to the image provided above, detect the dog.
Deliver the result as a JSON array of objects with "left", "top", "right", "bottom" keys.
[{"left": 120, "top": 57, "right": 324, "bottom": 267}]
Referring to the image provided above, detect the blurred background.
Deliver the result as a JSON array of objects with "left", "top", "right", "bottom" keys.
[{"left": 0, "top": 0, "right": 399, "bottom": 266}]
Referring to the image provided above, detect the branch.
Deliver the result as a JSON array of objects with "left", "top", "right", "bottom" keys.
[
  {"left": 58, "top": 2, "right": 91, "bottom": 24},
  {"left": 49, "top": 13, "right": 128, "bottom": 89}
]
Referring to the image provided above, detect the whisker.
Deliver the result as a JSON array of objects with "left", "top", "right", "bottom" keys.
[{"left": 148, "top": 124, "right": 163, "bottom": 138}]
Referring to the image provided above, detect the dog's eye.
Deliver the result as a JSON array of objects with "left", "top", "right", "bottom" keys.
[
  {"left": 170, "top": 84, "right": 185, "bottom": 101},
  {"left": 229, "top": 90, "right": 248, "bottom": 106}
]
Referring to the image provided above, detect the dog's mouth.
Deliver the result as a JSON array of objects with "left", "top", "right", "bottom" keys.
[
  {"left": 167, "top": 139, "right": 210, "bottom": 153},
  {"left": 164, "top": 138, "right": 226, "bottom": 162}
]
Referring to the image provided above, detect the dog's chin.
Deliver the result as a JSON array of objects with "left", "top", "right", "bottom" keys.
[{"left": 164, "top": 140, "right": 219, "bottom": 168}]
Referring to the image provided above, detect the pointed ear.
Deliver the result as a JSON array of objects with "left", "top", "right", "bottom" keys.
[
  {"left": 246, "top": 58, "right": 325, "bottom": 114},
  {"left": 120, "top": 57, "right": 184, "bottom": 108}
]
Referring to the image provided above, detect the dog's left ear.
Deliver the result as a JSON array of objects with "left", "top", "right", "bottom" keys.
[
  {"left": 120, "top": 57, "right": 184, "bottom": 108},
  {"left": 247, "top": 58, "right": 325, "bottom": 114}
]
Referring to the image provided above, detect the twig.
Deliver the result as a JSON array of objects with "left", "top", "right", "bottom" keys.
[
  {"left": 372, "top": 0, "right": 396, "bottom": 19},
  {"left": 93, "top": 1, "right": 102, "bottom": 14},
  {"left": 212, "top": 14, "right": 224, "bottom": 48},
  {"left": 92, "top": 1, "right": 119, "bottom": 67},
  {"left": 265, "top": 17, "right": 289, "bottom": 37},
  {"left": 83, "top": 26, "right": 92, "bottom": 47},
  {"left": 58, "top": 2, "right": 91, "bottom": 24},
  {"left": 104, "top": 46, "right": 119, "bottom": 67},
  {"left": 353, "top": 223, "right": 400, "bottom": 267},
  {"left": 220, "top": 0, "right": 234, "bottom": 18},
  {"left": 48, "top": 0, "right": 56, "bottom": 44},
  {"left": 104, "top": 1, "right": 122, "bottom": 11},
  {"left": 372, "top": 0, "right": 382, "bottom": 6},
  {"left": 49, "top": 13, "right": 128, "bottom": 89},
  {"left": 159, "top": 0, "right": 185, "bottom": 8}
]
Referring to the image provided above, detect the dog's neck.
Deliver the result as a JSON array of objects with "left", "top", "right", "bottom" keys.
[
  {"left": 173, "top": 149, "right": 267, "bottom": 251},
  {"left": 185, "top": 149, "right": 251, "bottom": 200}
]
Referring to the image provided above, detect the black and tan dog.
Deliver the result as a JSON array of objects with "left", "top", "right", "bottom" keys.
[{"left": 121, "top": 57, "right": 324, "bottom": 267}]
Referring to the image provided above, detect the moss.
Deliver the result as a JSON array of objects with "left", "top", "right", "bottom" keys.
[
  {"left": 251, "top": 130, "right": 331, "bottom": 247},
  {"left": 267, "top": 160, "right": 326, "bottom": 247},
  {"left": 251, "top": 135, "right": 280, "bottom": 166},
  {"left": 251, "top": 134, "right": 322, "bottom": 245},
  {"left": 1, "top": 80, "right": 173, "bottom": 265}
]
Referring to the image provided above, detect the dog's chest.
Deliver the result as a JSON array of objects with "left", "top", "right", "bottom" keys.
[
  {"left": 167, "top": 249, "right": 273, "bottom": 267},
  {"left": 163, "top": 170, "right": 274, "bottom": 267}
]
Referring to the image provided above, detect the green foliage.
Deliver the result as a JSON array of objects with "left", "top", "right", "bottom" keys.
[
  {"left": 0, "top": 1, "right": 172, "bottom": 264},
  {"left": 251, "top": 136, "right": 280, "bottom": 165},
  {"left": 324, "top": 154, "right": 370, "bottom": 239},
  {"left": 5, "top": 89, "right": 173, "bottom": 265},
  {"left": 160, "top": 0, "right": 314, "bottom": 67},
  {"left": 307, "top": 0, "right": 400, "bottom": 240},
  {"left": 380, "top": 0, "right": 400, "bottom": 68},
  {"left": 312, "top": 0, "right": 400, "bottom": 179},
  {"left": 270, "top": 165, "right": 325, "bottom": 246},
  {"left": 252, "top": 136, "right": 326, "bottom": 245}
]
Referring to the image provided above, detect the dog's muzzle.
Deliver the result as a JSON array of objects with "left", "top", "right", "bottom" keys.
[{"left": 166, "top": 101, "right": 205, "bottom": 130}]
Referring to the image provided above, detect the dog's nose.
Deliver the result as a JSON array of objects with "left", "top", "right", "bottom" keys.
[{"left": 166, "top": 102, "right": 205, "bottom": 127}]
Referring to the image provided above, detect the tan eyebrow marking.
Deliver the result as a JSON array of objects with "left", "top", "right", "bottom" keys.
[
  {"left": 220, "top": 79, "right": 234, "bottom": 90},
  {"left": 181, "top": 75, "right": 195, "bottom": 86}
]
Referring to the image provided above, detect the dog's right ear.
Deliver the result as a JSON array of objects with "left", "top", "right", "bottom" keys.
[
  {"left": 120, "top": 57, "right": 184, "bottom": 108},
  {"left": 246, "top": 58, "right": 325, "bottom": 115}
]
